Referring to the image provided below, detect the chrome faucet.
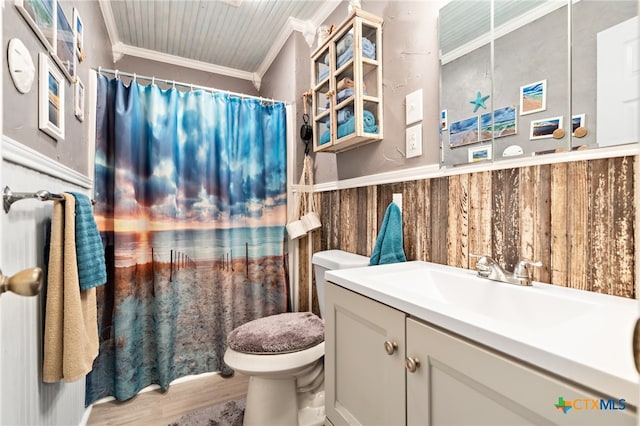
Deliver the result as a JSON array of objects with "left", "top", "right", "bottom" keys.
[{"left": 470, "top": 254, "right": 541, "bottom": 286}]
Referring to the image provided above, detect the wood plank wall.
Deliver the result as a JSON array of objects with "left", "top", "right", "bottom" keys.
[{"left": 298, "top": 156, "right": 636, "bottom": 312}]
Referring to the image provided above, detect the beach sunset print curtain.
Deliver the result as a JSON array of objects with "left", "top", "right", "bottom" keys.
[{"left": 86, "top": 75, "right": 289, "bottom": 404}]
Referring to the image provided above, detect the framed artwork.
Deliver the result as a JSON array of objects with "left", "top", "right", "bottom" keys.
[
  {"left": 441, "top": 109, "right": 448, "bottom": 130},
  {"left": 73, "top": 8, "right": 84, "bottom": 61},
  {"left": 519, "top": 80, "right": 546, "bottom": 115},
  {"left": 530, "top": 116, "right": 563, "bottom": 140},
  {"left": 468, "top": 145, "right": 492, "bottom": 163},
  {"left": 479, "top": 105, "right": 518, "bottom": 142},
  {"left": 74, "top": 78, "right": 85, "bottom": 122},
  {"left": 53, "top": 2, "right": 75, "bottom": 81},
  {"left": 448, "top": 116, "right": 479, "bottom": 148},
  {"left": 15, "top": 0, "right": 56, "bottom": 52},
  {"left": 39, "top": 53, "right": 65, "bottom": 140}
]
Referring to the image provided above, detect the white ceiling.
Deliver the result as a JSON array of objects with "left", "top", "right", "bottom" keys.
[{"left": 99, "top": 0, "right": 342, "bottom": 88}]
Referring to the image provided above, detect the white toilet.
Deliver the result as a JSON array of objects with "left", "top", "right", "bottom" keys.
[{"left": 223, "top": 249, "right": 369, "bottom": 426}]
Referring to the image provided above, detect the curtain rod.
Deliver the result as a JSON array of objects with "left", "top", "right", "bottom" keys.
[{"left": 93, "top": 67, "right": 288, "bottom": 105}]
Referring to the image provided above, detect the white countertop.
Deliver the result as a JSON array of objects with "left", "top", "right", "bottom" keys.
[{"left": 326, "top": 260, "right": 640, "bottom": 405}]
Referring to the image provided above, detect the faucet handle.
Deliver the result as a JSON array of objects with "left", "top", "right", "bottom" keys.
[
  {"left": 469, "top": 253, "right": 498, "bottom": 277},
  {"left": 513, "top": 259, "right": 542, "bottom": 278}
]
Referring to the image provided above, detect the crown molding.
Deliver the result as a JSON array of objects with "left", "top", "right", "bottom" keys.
[
  {"left": 111, "top": 42, "right": 258, "bottom": 84},
  {"left": 255, "top": 0, "right": 341, "bottom": 80},
  {"left": 98, "top": 0, "right": 120, "bottom": 59}
]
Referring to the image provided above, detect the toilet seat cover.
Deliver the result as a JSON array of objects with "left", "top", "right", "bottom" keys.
[{"left": 227, "top": 312, "right": 324, "bottom": 355}]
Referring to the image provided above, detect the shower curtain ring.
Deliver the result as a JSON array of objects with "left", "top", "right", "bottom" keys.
[
  {"left": 172, "top": 80, "right": 176, "bottom": 89},
  {"left": 151, "top": 76, "right": 155, "bottom": 86},
  {"left": 133, "top": 73, "right": 137, "bottom": 82},
  {"left": 98, "top": 66, "right": 102, "bottom": 75},
  {"left": 115, "top": 69, "right": 119, "bottom": 80}
]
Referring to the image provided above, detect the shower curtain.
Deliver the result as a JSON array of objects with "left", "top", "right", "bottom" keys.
[{"left": 86, "top": 75, "right": 289, "bottom": 405}]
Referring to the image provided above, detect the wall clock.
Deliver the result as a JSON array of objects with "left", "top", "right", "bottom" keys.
[{"left": 8, "top": 38, "right": 36, "bottom": 94}]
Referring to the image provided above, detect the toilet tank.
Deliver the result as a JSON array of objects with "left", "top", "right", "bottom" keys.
[{"left": 311, "top": 250, "right": 370, "bottom": 318}]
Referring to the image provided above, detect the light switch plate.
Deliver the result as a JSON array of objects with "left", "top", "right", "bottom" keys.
[
  {"left": 406, "top": 123, "right": 422, "bottom": 158},
  {"left": 405, "top": 89, "right": 423, "bottom": 125}
]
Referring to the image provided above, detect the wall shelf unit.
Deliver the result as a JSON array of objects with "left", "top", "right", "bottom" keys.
[{"left": 311, "top": 9, "right": 383, "bottom": 153}]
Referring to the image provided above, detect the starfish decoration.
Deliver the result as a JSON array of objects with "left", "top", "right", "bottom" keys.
[{"left": 469, "top": 91, "right": 490, "bottom": 113}]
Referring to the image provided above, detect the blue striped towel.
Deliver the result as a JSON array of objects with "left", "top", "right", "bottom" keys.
[{"left": 68, "top": 192, "right": 107, "bottom": 290}]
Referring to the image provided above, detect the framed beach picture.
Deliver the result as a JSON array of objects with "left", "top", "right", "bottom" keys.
[
  {"left": 53, "top": 2, "right": 75, "bottom": 81},
  {"left": 15, "top": 0, "right": 56, "bottom": 52},
  {"left": 74, "top": 78, "right": 85, "bottom": 122},
  {"left": 448, "top": 116, "right": 479, "bottom": 148},
  {"left": 530, "top": 116, "right": 562, "bottom": 140},
  {"left": 519, "top": 80, "right": 546, "bottom": 115},
  {"left": 73, "top": 7, "right": 84, "bottom": 61},
  {"left": 39, "top": 53, "right": 64, "bottom": 140},
  {"left": 479, "top": 105, "right": 518, "bottom": 142},
  {"left": 468, "top": 145, "right": 492, "bottom": 163}
]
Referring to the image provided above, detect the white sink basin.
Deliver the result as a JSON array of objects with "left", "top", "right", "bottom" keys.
[
  {"left": 326, "top": 260, "right": 639, "bottom": 405},
  {"left": 366, "top": 262, "right": 596, "bottom": 328}
]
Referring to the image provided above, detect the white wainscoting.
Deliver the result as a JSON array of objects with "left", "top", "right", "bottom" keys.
[{"left": 0, "top": 137, "right": 92, "bottom": 426}]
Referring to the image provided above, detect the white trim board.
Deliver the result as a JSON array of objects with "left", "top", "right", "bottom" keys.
[
  {"left": 314, "top": 144, "right": 639, "bottom": 192},
  {"left": 2, "top": 135, "right": 93, "bottom": 189}
]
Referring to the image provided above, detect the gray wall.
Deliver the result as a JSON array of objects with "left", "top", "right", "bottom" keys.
[
  {"left": 260, "top": 31, "right": 311, "bottom": 178},
  {"left": 3, "top": 0, "right": 112, "bottom": 177}
]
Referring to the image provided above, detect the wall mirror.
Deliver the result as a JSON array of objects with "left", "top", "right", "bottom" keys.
[{"left": 439, "top": 0, "right": 639, "bottom": 168}]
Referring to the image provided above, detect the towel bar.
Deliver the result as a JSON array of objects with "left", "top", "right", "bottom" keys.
[{"left": 3, "top": 186, "right": 95, "bottom": 213}]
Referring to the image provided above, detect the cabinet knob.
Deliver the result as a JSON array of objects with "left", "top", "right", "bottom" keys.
[
  {"left": 383, "top": 340, "right": 398, "bottom": 355},
  {"left": 405, "top": 357, "right": 420, "bottom": 373}
]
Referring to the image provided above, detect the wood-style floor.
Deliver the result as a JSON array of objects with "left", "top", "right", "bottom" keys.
[{"left": 87, "top": 373, "right": 249, "bottom": 425}]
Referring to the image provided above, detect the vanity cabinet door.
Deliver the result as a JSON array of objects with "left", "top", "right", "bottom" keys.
[
  {"left": 325, "top": 282, "right": 406, "bottom": 426},
  {"left": 406, "top": 318, "right": 635, "bottom": 426}
]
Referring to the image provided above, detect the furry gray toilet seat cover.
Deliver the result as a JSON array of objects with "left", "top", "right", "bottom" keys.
[{"left": 227, "top": 312, "right": 324, "bottom": 354}]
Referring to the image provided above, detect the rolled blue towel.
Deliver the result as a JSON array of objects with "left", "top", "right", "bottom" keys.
[
  {"left": 336, "top": 33, "right": 353, "bottom": 57},
  {"left": 337, "top": 46, "right": 354, "bottom": 68},
  {"left": 320, "top": 130, "right": 331, "bottom": 145},
  {"left": 326, "top": 88, "right": 355, "bottom": 109},
  {"left": 362, "top": 38, "right": 376, "bottom": 60},
  {"left": 363, "top": 110, "right": 376, "bottom": 127},
  {"left": 68, "top": 192, "right": 107, "bottom": 290},
  {"left": 337, "top": 107, "right": 353, "bottom": 125},
  {"left": 337, "top": 116, "right": 355, "bottom": 139},
  {"left": 336, "top": 88, "right": 354, "bottom": 103},
  {"left": 335, "top": 112, "right": 378, "bottom": 139}
]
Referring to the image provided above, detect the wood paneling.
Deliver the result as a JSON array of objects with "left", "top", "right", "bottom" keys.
[
  {"left": 550, "top": 163, "right": 569, "bottom": 286},
  {"left": 447, "top": 174, "right": 469, "bottom": 268},
  {"left": 567, "top": 161, "right": 590, "bottom": 291},
  {"left": 300, "top": 156, "right": 636, "bottom": 312},
  {"left": 430, "top": 177, "right": 449, "bottom": 264},
  {"left": 468, "top": 172, "right": 492, "bottom": 270}
]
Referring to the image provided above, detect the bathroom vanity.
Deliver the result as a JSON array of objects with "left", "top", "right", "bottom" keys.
[{"left": 324, "top": 261, "right": 638, "bottom": 426}]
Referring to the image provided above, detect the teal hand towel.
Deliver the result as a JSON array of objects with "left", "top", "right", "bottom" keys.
[
  {"left": 369, "top": 203, "right": 407, "bottom": 265},
  {"left": 68, "top": 192, "right": 107, "bottom": 290}
]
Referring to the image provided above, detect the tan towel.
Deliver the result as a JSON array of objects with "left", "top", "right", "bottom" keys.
[
  {"left": 337, "top": 77, "right": 366, "bottom": 92},
  {"left": 43, "top": 193, "right": 99, "bottom": 383}
]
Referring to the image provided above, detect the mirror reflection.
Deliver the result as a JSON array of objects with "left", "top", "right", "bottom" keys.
[{"left": 439, "top": 0, "right": 639, "bottom": 168}]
